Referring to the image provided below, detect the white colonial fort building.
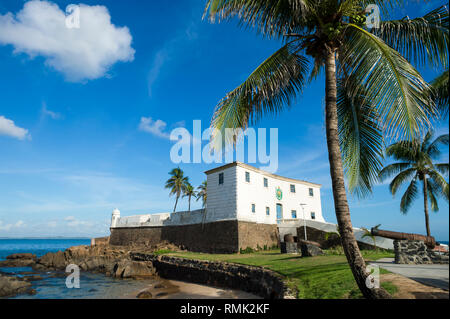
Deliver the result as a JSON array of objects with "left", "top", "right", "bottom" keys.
[
  {"left": 109, "top": 162, "right": 392, "bottom": 252},
  {"left": 205, "top": 162, "right": 324, "bottom": 224}
]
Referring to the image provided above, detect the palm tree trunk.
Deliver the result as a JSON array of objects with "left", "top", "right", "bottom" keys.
[
  {"left": 173, "top": 195, "right": 179, "bottom": 213},
  {"left": 324, "top": 48, "right": 390, "bottom": 299},
  {"left": 188, "top": 195, "right": 191, "bottom": 212},
  {"left": 423, "top": 177, "right": 431, "bottom": 237}
]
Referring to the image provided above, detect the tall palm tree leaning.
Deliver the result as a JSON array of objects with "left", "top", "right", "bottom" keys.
[
  {"left": 165, "top": 167, "right": 189, "bottom": 213},
  {"left": 183, "top": 183, "right": 197, "bottom": 212},
  {"left": 204, "top": 1, "right": 448, "bottom": 299},
  {"left": 196, "top": 180, "right": 208, "bottom": 208},
  {"left": 379, "top": 132, "right": 449, "bottom": 237}
]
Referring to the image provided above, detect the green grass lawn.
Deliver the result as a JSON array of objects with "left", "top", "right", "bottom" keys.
[{"left": 165, "top": 249, "right": 395, "bottom": 299}]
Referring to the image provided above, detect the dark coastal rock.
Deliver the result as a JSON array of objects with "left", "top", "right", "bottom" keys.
[
  {"left": 0, "top": 274, "right": 34, "bottom": 297},
  {"left": 0, "top": 253, "right": 37, "bottom": 268},
  {"left": 6, "top": 253, "right": 36, "bottom": 260},
  {"left": 113, "top": 260, "right": 156, "bottom": 278},
  {"left": 34, "top": 245, "right": 131, "bottom": 272},
  {"left": 0, "top": 258, "right": 36, "bottom": 267},
  {"left": 136, "top": 289, "right": 153, "bottom": 299},
  {"left": 24, "top": 275, "right": 44, "bottom": 282},
  {"left": 37, "top": 250, "right": 67, "bottom": 270}
]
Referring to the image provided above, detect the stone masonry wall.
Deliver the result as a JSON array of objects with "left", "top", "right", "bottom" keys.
[
  {"left": 109, "top": 226, "right": 162, "bottom": 247},
  {"left": 161, "top": 220, "right": 239, "bottom": 253},
  {"left": 238, "top": 222, "right": 279, "bottom": 250},
  {"left": 394, "top": 240, "right": 449, "bottom": 264},
  {"left": 109, "top": 220, "right": 279, "bottom": 253}
]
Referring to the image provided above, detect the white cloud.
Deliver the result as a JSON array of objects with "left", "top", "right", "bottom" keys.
[
  {"left": 138, "top": 117, "right": 170, "bottom": 139},
  {"left": 47, "top": 221, "right": 57, "bottom": 228},
  {"left": 0, "top": 115, "right": 31, "bottom": 140},
  {"left": 0, "top": 0, "right": 135, "bottom": 82},
  {"left": 64, "top": 215, "right": 93, "bottom": 227},
  {"left": 0, "top": 220, "right": 25, "bottom": 231},
  {"left": 147, "top": 21, "right": 198, "bottom": 96},
  {"left": 15, "top": 220, "right": 25, "bottom": 227},
  {"left": 41, "top": 102, "right": 61, "bottom": 120}
]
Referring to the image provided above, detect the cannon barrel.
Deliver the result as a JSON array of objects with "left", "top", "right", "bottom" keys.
[{"left": 371, "top": 228, "right": 436, "bottom": 248}]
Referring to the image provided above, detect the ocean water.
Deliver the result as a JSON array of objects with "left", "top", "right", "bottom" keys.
[
  {"left": 0, "top": 238, "right": 91, "bottom": 260},
  {"left": 0, "top": 239, "right": 157, "bottom": 299}
]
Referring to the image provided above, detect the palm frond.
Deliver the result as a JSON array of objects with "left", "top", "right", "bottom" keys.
[
  {"left": 375, "top": 5, "right": 449, "bottom": 68},
  {"left": 210, "top": 42, "right": 309, "bottom": 148},
  {"left": 435, "top": 163, "right": 449, "bottom": 177},
  {"left": 341, "top": 24, "right": 435, "bottom": 141},
  {"left": 378, "top": 162, "right": 413, "bottom": 182},
  {"left": 427, "top": 178, "right": 440, "bottom": 212},
  {"left": 426, "top": 133, "right": 449, "bottom": 159},
  {"left": 428, "top": 168, "right": 449, "bottom": 201},
  {"left": 385, "top": 140, "right": 418, "bottom": 162},
  {"left": 357, "top": 0, "right": 404, "bottom": 16},
  {"left": 431, "top": 70, "right": 449, "bottom": 118},
  {"left": 388, "top": 168, "right": 416, "bottom": 195},
  {"left": 400, "top": 176, "right": 418, "bottom": 214},
  {"left": 337, "top": 77, "right": 384, "bottom": 197},
  {"left": 204, "top": 0, "right": 313, "bottom": 38}
]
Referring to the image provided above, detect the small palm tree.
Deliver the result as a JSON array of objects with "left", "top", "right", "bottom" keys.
[
  {"left": 165, "top": 167, "right": 189, "bottom": 213},
  {"left": 196, "top": 180, "right": 207, "bottom": 208},
  {"left": 379, "top": 132, "right": 449, "bottom": 237},
  {"left": 361, "top": 224, "right": 380, "bottom": 252},
  {"left": 183, "top": 183, "right": 197, "bottom": 212}
]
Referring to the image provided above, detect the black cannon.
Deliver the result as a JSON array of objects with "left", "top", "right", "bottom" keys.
[{"left": 371, "top": 227, "right": 437, "bottom": 248}]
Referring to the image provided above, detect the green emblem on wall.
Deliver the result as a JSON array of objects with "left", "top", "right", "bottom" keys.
[{"left": 275, "top": 187, "right": 283, "bottom": 200}]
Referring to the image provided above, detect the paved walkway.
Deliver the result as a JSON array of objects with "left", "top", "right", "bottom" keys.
[{"left": 371, "top": 258, "right": 449, "bottom": 291}]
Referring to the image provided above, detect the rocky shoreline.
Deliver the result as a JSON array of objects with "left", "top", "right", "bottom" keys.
[
  {"left": 1, "top": 241, "right": 288, "bottom": 299},
  {"left": 0, "top": 242, "right": 174, "bottom": 298}
]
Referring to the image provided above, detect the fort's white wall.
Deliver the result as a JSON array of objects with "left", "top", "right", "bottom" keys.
[
  {"left": 115, "top": 214, "right": 155, "bottom": 227},
  {"left": 113, "top": 209, "right": 216, "bottom": 228},
  {"left": 234, "top": 165, "right": 324, "bottom": 224},
  {"left": 163, "top": 209, "right": 206, "bottom": 226},
  {"left": 205, "top": 165, "right": 238, "bottom": 222}
]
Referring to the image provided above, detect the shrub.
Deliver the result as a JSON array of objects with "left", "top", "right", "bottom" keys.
[{"left": 239, "top": 247, "right": 255, "bottom": 254}]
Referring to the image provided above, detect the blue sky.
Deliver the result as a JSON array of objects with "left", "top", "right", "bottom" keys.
[{"left": 0, "top": 0, "right": 448, "bottom": 240}]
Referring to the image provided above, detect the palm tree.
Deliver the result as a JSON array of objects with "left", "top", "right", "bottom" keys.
[
  {"left": 183, "top": 183, "right": 197, "bottom": 212},
  {"left": 196, "top": 180, "right": 207, "bottom": 208},
  {"left": 204, "top": 1, "right": 448, "bottom": 298},
  {"left": 165, "top": 167, "right": 189, "bottom": 213},
  {"left": 431, "top": 69, "right": 449, "bottom": 118},
  {"left": 379, "top": 131, "right": 449, "bottom": 237},
  {"left": 361, "top": 224, "right": 380, "bottom": 252}
]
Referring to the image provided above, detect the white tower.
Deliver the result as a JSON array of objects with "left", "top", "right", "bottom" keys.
[{"left": 111, "top": 208, "right": 120, "bottom": 228}]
